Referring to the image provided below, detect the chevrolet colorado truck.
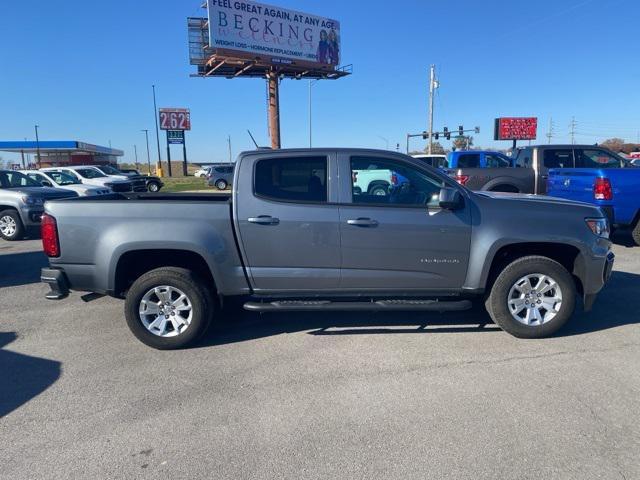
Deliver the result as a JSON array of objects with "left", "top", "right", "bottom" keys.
[
  {"left": 40, "top": 149, "right": 614, "bottom": 349},
  {"left": 0, "top": 169, "right": 77, "bottom": 241}
]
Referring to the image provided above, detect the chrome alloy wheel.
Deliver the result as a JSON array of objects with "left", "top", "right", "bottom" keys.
[
  {"left": 507, "top": 274, "right": 563, "bottom": 326},
  {"left": 0, "top": 215, "right": 17, "bottom": 237},
  {"left": 139, "top": 286, "right": 193, "bottom": 337}
]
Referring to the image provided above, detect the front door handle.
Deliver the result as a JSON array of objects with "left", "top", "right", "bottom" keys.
[
  {"left": 248, "top": 216, "right": 280, "bottom": 225},
  {"left": 347, "top": 218, "right": 379, "bottom": 227}
]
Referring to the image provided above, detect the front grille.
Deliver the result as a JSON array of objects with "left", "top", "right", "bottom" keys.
[{"left": 111, "top": 182, "right": 133, "bottom": 193}]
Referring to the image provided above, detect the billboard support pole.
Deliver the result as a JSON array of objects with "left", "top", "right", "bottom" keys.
[
  {"left": 166, "top": 132, "right": 173, "bottom": 177},
  {"left": 182, "top": 133, "right": 188, "bottom": 177},
  {"left": 267, "top": 71, "right": 281, "bottom": 149}
]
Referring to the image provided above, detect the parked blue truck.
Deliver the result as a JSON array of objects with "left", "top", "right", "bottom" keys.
[{"left": 547, "top": 147, "right": 640, "bottom": 245}]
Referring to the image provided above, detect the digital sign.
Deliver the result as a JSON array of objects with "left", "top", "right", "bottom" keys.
[
  {"left": 159, "top": 108, "right": 191, "bottom": 131},
  {"left": 494, "top": 117, "right": 538, "bottom": 141}
]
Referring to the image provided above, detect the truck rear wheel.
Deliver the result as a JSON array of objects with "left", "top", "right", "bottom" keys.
[
  {"left": 486, "top": 256, "right": 576, "bottom": 338},
  {"left": 0, "top": 209, "right": 25, "bottom": 241},
  {"left": 124, "top": 267, "right": 214, "bottom": 349}
]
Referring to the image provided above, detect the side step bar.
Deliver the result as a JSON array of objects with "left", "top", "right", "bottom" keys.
[{"left": 243, "top": 299, "right": 473, "bottom": 312}]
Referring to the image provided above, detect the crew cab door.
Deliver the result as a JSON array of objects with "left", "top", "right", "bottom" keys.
[
  {"left": 535, "top": 148, "right": 575, "bottom": 194},
  {"left": 337, "top": 153, "right": 472, "bottom": 291},
  {"left": 235, "top": 152, "right": 341, "bottom": 292}
]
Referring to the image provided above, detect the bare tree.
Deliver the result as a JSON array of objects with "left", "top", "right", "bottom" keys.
[
  {"left": 601, "top": 138, "right": 625, "bottom": 152},
  {"left": 452, "top": 136, "right": 473, "bottom": 151}
]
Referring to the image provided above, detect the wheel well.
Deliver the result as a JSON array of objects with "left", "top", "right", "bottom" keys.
[
  {"left": 0, "top": 205, "right": 18, "bottom": 214},
  {"left": 486, "top": 243, "right": 583, "bottom": 294},
  {"left": 489, "top": 184, "right": 519, "bottom": 193},
  {"left": 114, "top": 249, "right": 216, "bottom": 298},
  {"left": 367, "top": 181, "right": 390, "bottom": 191}
]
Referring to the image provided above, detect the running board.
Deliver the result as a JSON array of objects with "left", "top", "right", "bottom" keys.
[{"left": 243, "top": 299, "right": 473, "bottom": 312}]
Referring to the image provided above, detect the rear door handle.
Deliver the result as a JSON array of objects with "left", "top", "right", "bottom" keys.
[
  {"left": 347, "top": 218, "right": 379, "bottom": 227},
  {"left": 248, "top": 216, "right": 280, "bottom": 225}
]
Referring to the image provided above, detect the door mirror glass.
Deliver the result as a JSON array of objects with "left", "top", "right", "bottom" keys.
[{"left": 438, "top": 188, "right": 464, "bottom": 210}]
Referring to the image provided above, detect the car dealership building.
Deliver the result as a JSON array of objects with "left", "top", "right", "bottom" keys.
[{"left": 0, "top": 140, "right": 123, "bottom": 169}]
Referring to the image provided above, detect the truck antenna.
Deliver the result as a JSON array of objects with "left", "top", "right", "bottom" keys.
[{"left": 247, "top": 130, "right": 259, "bottom": 149}]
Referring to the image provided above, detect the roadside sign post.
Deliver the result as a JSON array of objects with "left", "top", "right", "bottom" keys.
[{"left": 160, "top": 108, "right": 191, "bottom": 177}]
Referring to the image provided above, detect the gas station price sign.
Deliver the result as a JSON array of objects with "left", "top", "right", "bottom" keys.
[{"left": 159, "top": 108, "right": 191, "bottom": 131}]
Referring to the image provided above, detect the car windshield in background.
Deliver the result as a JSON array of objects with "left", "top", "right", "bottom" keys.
[
  {"left": 0, "top": 171, "right": 41, "bottom": 188},
  {"left": 49, "top": 172, "right": 80, "bottom": 185},
  {"left": 98, "top": 165, "right": 123, "bottom": 175},
  {"left": 76, "top": 168, "right": 107, "bottom": 179}
]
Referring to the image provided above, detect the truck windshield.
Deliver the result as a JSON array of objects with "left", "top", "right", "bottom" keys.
[
  {"left": 97, "top": 165, "right": 123, "bottom": 175},
  {"left": 75, "top": 168, "right": 107, "bottom": 179},
  {"left": 0, "top": 171, "right": 41, "bottom": 188},
  {"left": 49, "top": 172, "right": 81, "bottom": 185}
]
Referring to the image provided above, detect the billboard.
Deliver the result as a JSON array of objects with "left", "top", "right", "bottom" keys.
[
  {"left": 167, "top": 130, "right": 185, "bottom": 145},
  {"left": 207, "top": 0, "right": 340, "bottom": 67},
  {"left": 494, "top": 117, "right": 538, "bottom": 141},
  {"left": 159, "top": 108, "right": 191, "bottom": 131}
]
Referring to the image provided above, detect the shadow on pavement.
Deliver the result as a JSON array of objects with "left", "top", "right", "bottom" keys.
[
  {"left": 198, "top": 303, "right": 500, "bottom": 348},
  {"left": 558, "top": 271, "right": 640, "bottom": 336},
  {"left": 0, "top": 251, "right": 48, "bottom": 288},
  {"left": 198, "top": 270, "right": 640, "bottom": 347},
  {"left": 0, "top": 332, "right": 61, "bottom": 418}
]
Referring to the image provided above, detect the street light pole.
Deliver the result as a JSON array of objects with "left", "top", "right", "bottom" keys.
[
  {"left": 133, "top": 144, "right": 139, "bottom": 170},
  {"left": 34, "top": 125, "right": 41, "bottom": 169},
  {"left": 141, "top": 129, "right": 152, "bottom": 175}
]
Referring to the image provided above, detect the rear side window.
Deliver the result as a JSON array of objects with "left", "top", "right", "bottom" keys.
[
  {"left": 543, "top": 149, "right": 574, "bottom": 168},
  {"left": 485, "top": 154, "right": 511, "bottom": 168},
  {"left": 574, "top": 149, "right": 622, "bottom": 169},
  {"left": 255, "top": 157, "right": 327, "bottom": 203},
  {"left": 457, "top": 154, "right": 480, "bottom": 168},
  {"left": 514, "top": 148, "right": 533, "bottom": 168}
]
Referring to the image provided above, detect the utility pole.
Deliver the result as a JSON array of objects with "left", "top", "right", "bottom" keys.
[
  {"left": 308, "top": 80, "right": 312, "bottom": 148},
  {"left": 227, "top": 136, "right": 232, "bottom": 162},
  {"left": 141, "top": 129, "right": 152, "bottom": 175},
  {"left": 427, "top": 65, "right": 438, "bottom": 155},
  {"left": 546, "top": 117, "right": 555, "bottom": 144},
  {"left": 152, "top": 85, "right": 165, "bottom": 175},
  {"left": 569, "top": 116, "right": 577, "bottom": 144},
  {"left": 34, "top": 125, "right": 41, "bottom": 169},
  {"left": 134, "top": 145, "right": 139, "bottom": 170},
  {"left": 267, "top": 71, "right": 281, "bottom": 149}
]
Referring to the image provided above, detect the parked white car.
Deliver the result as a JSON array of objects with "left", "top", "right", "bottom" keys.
[
  {"left": 21, "top": 170, "right": 110, "bottom": 196},
  {"left": 411, "top": 154, "right": 449, "bottom": 168},
  {"left": 195, "top": 166, "right": 213, "bottom": 178},
  {"left": 353, "top": 168, "right": 395, "bottom": 196},
  {"left": 41, "top": 166, "right": 134, "bottom": 193}
]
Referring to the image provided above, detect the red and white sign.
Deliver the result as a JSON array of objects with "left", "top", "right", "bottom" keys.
[
  {"left": 494, "top": 117, "right": 537, "bottom": 141},
  {"left": 159, "top": 108, "right": 191, "bottom": 131}
]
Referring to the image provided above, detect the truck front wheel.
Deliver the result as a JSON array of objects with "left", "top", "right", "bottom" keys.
[
  {"left": 0, "top": 209, "right": 25, "bottom": 241},
  {"left": 486, "top": 256, "right": 576, "bottom": 338},
  {"left": 632, "top": 219, "right": 640, "bottom": 246},
  {"left": 124, "top": 267, "right": 214, "bottom": 349}
]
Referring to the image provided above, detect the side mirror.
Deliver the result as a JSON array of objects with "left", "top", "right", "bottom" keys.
[
  {"left": 438, "top": 187, "right": 464, "bottom": 210},
  {"left": 41, "top": 180, "right": 53, "bottom": 187}
]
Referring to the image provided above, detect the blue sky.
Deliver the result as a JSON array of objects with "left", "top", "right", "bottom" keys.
[{"left": 1, "top": 0, "right": 639, "bottom": 164}]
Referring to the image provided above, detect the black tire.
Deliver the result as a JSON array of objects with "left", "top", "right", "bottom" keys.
[
  {"left": 148, "top": 181, "right": 161, "bottom": 193},
  {"left": 124, "top": 267, "right": 214, "bottom": 349},
  {"left": 486, "top": 256, "right": 576, "bottom": 338},
  {"left": 368, "top": 183, "right": 389, "bottom": 196},
  {"left": 215, "top": 179, "right": 227, "bottom": 190},
  {"left": 632, "top": 219, "right": 640, "bottom": 246},
  {"left": 0, "top": 209, "right": 25, "bottom": 241}
]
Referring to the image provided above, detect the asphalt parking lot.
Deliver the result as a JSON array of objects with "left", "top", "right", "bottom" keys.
[{"left": 1, "top": 235, "right": 639, "bottom": 479}]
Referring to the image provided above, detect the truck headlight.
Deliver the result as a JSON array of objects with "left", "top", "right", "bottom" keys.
[
  {"left": 22, "top": 196, "right": 44, "bottom": 206},
  {"left": 585, "top": 218, "right": 610, "bottom": 238}
]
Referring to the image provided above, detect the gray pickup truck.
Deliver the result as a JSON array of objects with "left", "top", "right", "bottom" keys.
[
  {"left": 40, "top": 149, "right": 614, "bottom": 349},
  {"left": 0, "top": 169, "right": 77, "bottom": 241}
]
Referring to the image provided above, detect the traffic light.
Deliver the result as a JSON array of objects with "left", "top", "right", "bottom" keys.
[
  {"left": 422, "top": 131, "right": 428, "bottom": 140},
  {"left": 434, "top": 133, "right": 439, "bottom": 140},
  {"left": 459, "top": 125, "right": 464, "bottom": 136},
  {"left": 444, "top": 127, "right": 450, "bottom": 140}
]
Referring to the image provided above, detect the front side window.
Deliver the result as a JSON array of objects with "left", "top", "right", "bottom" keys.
[
  {"left": 457, "top": 154, "right": 480, "bottom": 168},
  {"left": 255, "top": 157, "right": 327, "bottom": 203},
  {"left": 485, "top": 154, "right": 511, "bottom": 168},
  {"left": 98, "top": 165, "right": 122, "bottom": 175},
  {"left": 49, "top": 171, "right": 80, "bottom": 185},
  {"left": 574, "top": 149, "right": 623, "bottom": 169},
  {"left": 351, "top": 156, "right": 445, "bottom": 207},
  {"left": 543, "top": 149, "right": 574, "bottom": 168}
]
